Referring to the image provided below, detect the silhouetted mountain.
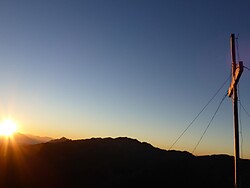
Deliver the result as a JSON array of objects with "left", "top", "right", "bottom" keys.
[
  {"left": 24, "top": 133, "right": 53, "bottom": 143},
  {"left": 0, "top": 132, "right": 53, "bottom": 145},
  {"left": 0, "top": 137, "right": 249, "bottom": 188},
  {"left": 48, "top": 136, "right": 71, "bottom": 143}
]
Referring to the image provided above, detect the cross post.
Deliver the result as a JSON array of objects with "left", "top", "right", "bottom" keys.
[{"left": 228, "top": 33, "right": 244, "bottom": 188}]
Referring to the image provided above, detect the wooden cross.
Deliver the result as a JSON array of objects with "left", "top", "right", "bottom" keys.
[{"left": 228, "top": 34, "right": 244, "bottom": 188}]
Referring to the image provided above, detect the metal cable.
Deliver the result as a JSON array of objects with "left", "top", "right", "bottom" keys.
[
  {"left": 192, "top": 93, "right": 228, "bottom": 154},
  {"left": 169, "top": 74, "right": 231, "bottom": 150}
]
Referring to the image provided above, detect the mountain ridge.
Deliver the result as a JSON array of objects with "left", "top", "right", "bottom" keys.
[{"left": 0, "top": 136, "right": 249, "bottom": 188}]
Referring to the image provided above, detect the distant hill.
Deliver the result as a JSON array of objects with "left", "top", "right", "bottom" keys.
[
  {"left": 0, "top": 137, "right": 249, "bottom": 188},
  {"left": 0, "top": 132, "right": 53, "bottom": 145},
  {"left": 48, "top": 136, "right": 71, "bottom": 143},
  {"left": 24, "top": 133, "right": 53, "bottom": 143}
]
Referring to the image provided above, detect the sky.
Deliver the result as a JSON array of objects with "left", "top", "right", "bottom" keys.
[{"left": 0, "top": 0, "right": 250, "bottom": 158}]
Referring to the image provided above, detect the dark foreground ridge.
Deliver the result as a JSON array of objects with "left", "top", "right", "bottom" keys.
[{"left": 0, "top": 137, "right": 249, "bottom": 188}]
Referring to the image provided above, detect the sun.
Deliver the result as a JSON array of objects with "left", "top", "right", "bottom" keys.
[{"left": 0, "top": 119, "right": 17, "bottom": 136}]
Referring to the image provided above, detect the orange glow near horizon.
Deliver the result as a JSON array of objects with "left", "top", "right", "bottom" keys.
[{"left": 0, "top": 119, "right": 18, "bottom": 136}]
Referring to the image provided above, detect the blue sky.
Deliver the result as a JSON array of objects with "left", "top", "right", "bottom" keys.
[{"left": 0, "top": 0, "right": 250, "bottom": 158}]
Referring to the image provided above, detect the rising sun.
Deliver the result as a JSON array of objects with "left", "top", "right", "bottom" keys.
[{"left": 0, "top": 119, "right": 17, "bottom": 136}]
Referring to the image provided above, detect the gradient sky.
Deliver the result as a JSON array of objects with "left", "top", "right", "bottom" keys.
[{"left": 0, "top": 0, "right": 250, "bottom": 158}]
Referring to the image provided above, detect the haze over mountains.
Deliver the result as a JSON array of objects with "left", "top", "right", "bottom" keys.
[
  {"left": 0, "top": 136, "right": 249, "bottom": 188},
  {"left": 0, "top": 132, "right": 53, "bottom": 145}
]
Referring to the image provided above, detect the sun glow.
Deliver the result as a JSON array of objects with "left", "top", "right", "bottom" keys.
[{"left": 0, "top": 119, "right": 17, "bottom": 136}]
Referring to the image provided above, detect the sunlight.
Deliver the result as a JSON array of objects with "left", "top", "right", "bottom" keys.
[{"left": 0, "top": 119, "right": 17, "bottom": 136}]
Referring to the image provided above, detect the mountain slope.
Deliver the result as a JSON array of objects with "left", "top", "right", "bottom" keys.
[
  {"left": 24, "top": 133, "right": 53, "bottom": 143},
  {"left": 0, "top": 132, "right": 53, "bottom": 145},
  {"left": 0, "top": 137, "right": 249, "bottom": 188}
]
